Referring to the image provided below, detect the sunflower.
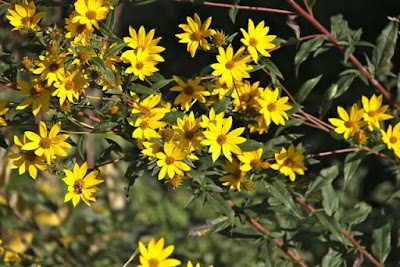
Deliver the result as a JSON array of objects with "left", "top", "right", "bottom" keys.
[
  {"left": 138, "top": 238, "right": 181, "bottom": 267},
  {"left": 329, "top": 104, "right": 367, "bottom": 139},
  {"left": 72, "top": 0, "right": 111, "bottom": 30},
  {"left": 238, "top": 148, "right": 269, "bottom": 171},
  {"left": 32, "top": 53, "right": 66, "bottom": 86},
  {"left": 53, "top": 70, "right": 88, "bottom": 105},
  {"left": 174, "top": 112, "right": 203, "bottom": 154},
  {"left": 156, "top": 142, "right": 190, "bottom": 180},
  {"left": 361, "top": 94, "right": 393, "bottom": 131},
  {"left": 17, "top": 76, "right": 51, "bottom": 116},
  {"left": 0, "top": 99, "right": 9, "bottom": 126},
  {"left": 219, "top": 160, "right": 246, "bottom": 191},
  {"left": 6, "top": 0, "right": 46, "bottom": 32},
  {"left": 170, "top": 76, "right": 210, "bottom": 111},
  {"left": 270, "top": 144, "right": 307, "bottom": 182},
  {"left": 121, "top": 48, "right": 159, "bottom": 81},
  {"left": 256, "top": 87, "right": 292, "bottom": 126}
]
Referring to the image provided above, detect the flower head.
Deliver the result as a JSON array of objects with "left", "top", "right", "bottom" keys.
[
  {"left": 170, "top": 76, "right": 210, "bottom": 111},
  {"left": 271, "top": 144, "right": 307, "bottom": 181},
  {"left": 156, "top": 142, "right": 191, "bottom": 180},
  {"left": 202, "top": 116, "right": 246, "bottom": 162},
  {"left": 6, "top": 0, "right": 46, "bottom": 32},
  {"left": 17, "top": 76, "right": 51, "bottom": 116},
  {"left": 200, "top": 107, "right": 226, "bottom": 129},
  {"left": 238, "top": 148, "right": 269, "bottom": 171},
  {"left": 256, "top": 87, "right": 291, "bottom": 126},
  {"left": 121, "top": 48, "right": 159, "bottom": 81},
  {"left": 240, "top": 19, "right": 276, "bottom": 63},
  {"left": 138, "top": 238, "right": 181, "bottom": 267},
  {"left": 63, "top": 162, "right": 104, "bottom": 207},
  {"left": 32, "top": 53, "right": 66, "bottom": 86},
  {"left": 174, "top": 112, "right": 203, "bottom": 154},
  {"left": 219, "top": 160, "right": 246, "bottom": 191},
  {"left": 329, "top": 104, "right": 367, "bottom": 139},
  {"left": 362, "top": 94, "right": 393, "bottom": 131},
  {"left": 381, "top": 123, "right": 400, "bottom": 152},
  {"left": 0, "top": 99, "right": 9, "bottom": 126},
  {"left": 72, "top": 0, "right": 111, "bottom": 30},
  {"left": 53, "top": 70, "right": 88, "bottom": 104},
  {"left": 211, "top": 45, "right": 253, "bottom": 87}
]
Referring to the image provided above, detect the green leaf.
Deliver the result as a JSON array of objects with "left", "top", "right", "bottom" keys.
[
  {"left": 258, "top": 58, "right": 284, "bottom": 80},
  {"left": 343, "top": 152, "right": 362, "bottom": 189},
  {"left": 372, "top": 21, "right": 398, "bottom": 75},
  {"left": 76, "top": 135, "right": 86, "bottom": 160},
  {"left": 150, "top": 79, "right": 174, "bottom": 91},
  {"left": 162, "top": 111, "right": 184, "bottom": 124},
  {"left": 268, "top": 181, "right": 301, "bottom": 218},
  {"left": 294, "top": 36, "right": 325, "bottom": 75},
  {"left": 341, "top": 202, "right": 371, "bottom": 225},
  {"left": 228, "top": 7, "right": 238, "bottom": 24},
  {"left": 212, "top": 90, "right": 232, "bottom": 113},
  {"left": 129, "top": 83, "right": 157, "bottom": 96},
  {"left": 206, "top": 192, "right": 234, "bottom": 221},
  {"left": 295, "top": 74, "right": 323, "bottom": 103},
  {"left": 325, "top": 83, "right": 338, "bottom": 101},
  {"left": 98, "top": 22, "right": 123, "bottom": 43},
  {"left": 315, "top": 212, "right": 346, "bottom": 244},
  {"left": 0, "top": 4, "right": 9, "bottom": 16},
  {"left": 322, "top": 183, "right": 338, "bottom": 216},
  {"left": 321, "top": 249, "right": 342, "bottom": 267},
  {"left": 92, "top": 122, "right": 119, "bottom": 133},
  {"left": 306, "top": 166, "right": 339, "bottom": 197},
  {"left": 371, "top": 223, "right": 391, "bottom": 263},
  {"left": 104, "top": 42, "right": 126, "bottom": 58},
  {"left": 104, "top": 4, "right": 116, "bottom": 30},
  {"left": 238, "top": 140, "right": 263, "bottom": 152}
]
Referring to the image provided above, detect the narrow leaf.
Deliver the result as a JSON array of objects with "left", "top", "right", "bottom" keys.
[
  {"left": 295, "top": 74, "right": 323, "bottom": 103},
  {"left": 371, "top": 223, "right": 391, "bottom": 263},
  {"left": 344, "top": 152, "right": 362, "bottom": 189}
]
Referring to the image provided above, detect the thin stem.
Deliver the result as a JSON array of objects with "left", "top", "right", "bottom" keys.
[
  {"left": 302, "top": 0, "right": 313, "bottom": 16},
  {"left": 173, "top": 0, "right": 294, "bottom": 15},
  {"left": 307, "top": 147, "right": 361, "bottom": 158},
  {"left": 286, "top": 0, "right": 399, "bottom": 111},
  {"left": 290, "top": 114, "right": 329, "bottom": 132},
  {"left": 76, "top": 111, "right": 103, "bottom": 123},
  {"left": 0, "top": 0, "right": 13, "bottom": 7},
  {"left": 87, "top": 95, "right": 121, "bottom": 102}
]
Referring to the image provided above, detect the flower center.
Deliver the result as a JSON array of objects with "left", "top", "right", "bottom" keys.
[
  {"left": 367, "top": 110, "right": 377, "bottom": 117},
  {"left": 31, "top": 84, "right": 43, "bottom": 97},
  {"left": 183, "top": 86, "right": 194, "bottom": 95},
  {"left": 190, "top": 31, "right": 202, "bottom": 41},
  {"left": 217, "top": 134, "right": 227, "bottom": 145},
  {"left": 225, "top": 60, "right": 235, "bottom": 70},
  {"left": 267, "top": 103, "right": 276, "bottom": 112},
  {"left": 79, "top": 51, "right": 90, "bottom": 62},
  {"left": 25, "top": 150, "right": 37, "bottom": 162},
  {"left": 148, "top": 258, "right": 159, "bottom": 267},
  {"left": 212, "top": 33, "right": 226, "bottom": 46},
  {"left": 390, "top": 136, "right": 397, "bottom": 144},
  {"left": 76, "top": 24, "right": 87, "bottom": 34},
  {"left": 250, "top": 159, "right": 261, "bottom": 168},
  {"left": 233, "top": 170, "right": 242, "bottom": 180},
  {"left": 165, "top": 156, "right": 175, "bottom": 165},
  {"left": 344, "top": 121, "right": 356, "bottom": 128},
  {"left": 65, "top": 80, "right": 75, "bottom": 91},
  {"left": 140, "top": 120, "right": 149, "bottom": 129},
  {"left": 184, "top": 130, "right": 195, "bottom": 140},
  {"left": 241, "top": 93, "right": 251, "bottom": 102},
  {"left": 39, "top": 137, "right": 52, "bottom": 149},
  {"left": 85, "top": 10, "right": 97, "bottom": 20},
  {"left": 283, "top": 158, "right": 294, "bottom": 168},
  {"left": 49, "top": 62, "right": 60, "bottom": 72},
  {"left": 249, "top": 37, "right": 258, "bottom": 47},
  {"left": 162, "top": 128, "right": 174, "bottom": 141},
  {"left": 135, "top": 62, "right": 144, "bottom": 70},
  {"left": 21, "top": 16, "right": 32, "bottom": 25},
  {"left": 73, "top": 179, "right": 85, "bottom": 194}
]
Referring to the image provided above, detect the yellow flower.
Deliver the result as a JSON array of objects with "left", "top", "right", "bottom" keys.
[
  {"left": 329, "top": 104, "right": 367, "bottom": 139},
  {"left": 4, "top": 251, "right": 21, "bottom": 263},
  {"left": 211, "top": 78, "right": 233, "bottom": 101},
  {"left": 381, "top": 123, "right": 400, "bottom": 151},
  {"left": 138, "top": 238, "right": 181, "bottom": 267},
  {"left": 174, "top": 112, "right": 203, "bottom": 154},
  {"left": 211, "top": 30, "right": 227, "bottom": 47},
  {"left": 65, "top": 14, "right": 93, "bottom": 41},
  {"left": 124, "top": 26, "right": 165, "bottom": 62},
  {"left": 187, "top": 261, "right": 201, "bottom": 267},
  {"left": 211, "top": 45, "right": 253, "bottom": 87},
  {"left": 72, "top": 0, "right": 111, "bottom": 30},
  {"left": 17, "top": 76, "right": 51, "bottom": 116},
  {"left": 129, "top": 113, "right": 166, "bottom": 146},
  {"left": 176, "top": 13, "right": 216, "bottom": 57},
  {"left": 156, "top": 142, "right": 191, "bottom": 180},
  {"left": 219, "top": 160, "right": 246, "bottom": 191},
  {"left": 22, "top": 121, "right": 71, "bottom": 164},
  {"left": 0, "top": 99, "right": 9, "bottom": 126},
  {"left": 361, "top": 94, "right": 393, "bottom": 131},
  {"left": 232, "top": 80, "right": 262, "bottom": 112},
  {"left": 202, "top": 116, "right": 246, "bottom": 162},
  {"left": 142, "top": 141, "right": 162, "bottom": 161},
  {"left": 248, "top": 115, "right": 269, "bottom": 135},
  {"left": 238, "top": 148, "right": 269, "bottom": 171},
  {"left": 32, "top": 53, "right": 66, "bottom": 86},
  {"left": 240, "top": 19, "right": 276, "bottom": 63},
  {"left": 270, "top": 144, "right": 307, "bottom": 182},
  {"left": 353, "top": 130, "right": 366, "bottom": 145},
  {"left": 170, "top": 76, "right": 210, "bottom": 111},
  {"left": 121, "top": 48, "right": 159, "bottom": 81},
  {"left": 9, "top": 134, "right": 47, "bottom": 179},
  {"left": 131, "top": 94, "right": 168, "bottom": 116},
  {"left": 63, "top": 162, "right": 104, "bottom": 207},
  {"left": 53, "top": 70, "right": 88, "bottom": 104},
  {"left": 200, "top": 107, "right": 226, "bottom": 129},
  {"left": 256, "top": 87, "right": 291, "bottom": 126},
  {"left": 6, "top": 0, "right": 46, "bottom": 32}
]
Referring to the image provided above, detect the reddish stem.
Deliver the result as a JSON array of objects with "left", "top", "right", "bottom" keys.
[
  {"left": 307, "top": 147, "right": 361, "bottom": 157},
  {"left": 174, "top": 0, "right": 294, "bottom": 15},
  {"left": 76, "top": 111, "right": 103, "bottom": 123},
  {"left": 286, "top": 0, "right": 399, "bottom": 111}
]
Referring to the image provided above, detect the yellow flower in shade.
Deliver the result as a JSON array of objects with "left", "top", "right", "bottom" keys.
[
  {"left": 256, "top": 87, "right": 291, "bottom": 126},
  {"left": 124, "top": 26, "right": 165, "bottom": 62},
  {"left": 17, "top": 76, "right": 51, "bottom": 116},
  {"left": 361, "top": 94, "right": 393, "bottom": 131},
  {"left": 200, "top": 107, "right": 226, "bottom": 129},
  {"left": 9, "top": 134, "right": 47, "bottom": 179},
  {"left": 138, "top": 238, "right": 181, "bottom": 267},
  {"left": 6, "top": 0, "right": 46, "bottom": 32},
  {"left": 156, "top": 142, "right": 191, "bottom": 180},
  {"left": 63, "top": 162, "right": 104, "bottom": 207},
  {"left": 248, "top": 115, "right": 269, "bottom": 135},
  {"left": 72, "top": 0, "right": 111, "bottom": 30},
  {"left": 0, "top": 99, "right": 9, "bottom": 126},
  {"left": 240, "top": 19, "right": 276, "bottom": 63},
  {"left": 211, "top": 78, "right": 233, "bottom": 101},
  {"left": 53, "top": 70, "right": 88, "bottom": 104},
  {"left": 211, "top": 30, "right": 227, "bottom": 47},
  {"left": 129, "top": 113, "right": 166, "bottom": 146},
  {"left": 22, "top": 121, "right": 71, "bottom": 164},
  {"left": 121, "top": 48, "right": 158, "bottom": 81},
  {"left": 32, "top": 53, "right": 66, "bottom": 86},
  {"left": 219, "top": 160, "right": 246, "bottom": 191},
  {"left": 4, "top": 251, "right": 21, "bottom": 263},
  {"left": 232, "top": 80, "right": 262, "bottom": 112},
  {"left": 202, "top": 116, "right": 246, "bottom": 162},
  {"left": 271, "top": 144, "right": 307, "bottom": 182},
  {"left": 176, "top": 13, "right": 216, "bottom": 58},
  {"left": 353, "top": 130, "right": 366, "bottom": 145},
  {"left": 381, "top": 123, "right": 400, "bottom": 154},
  {"left": 211, "top": 45, "right": 253, "bottom": 87},
  {"left": 329, "top": 104, "right": 367, "bottom": 139},
  {"left": 170, "top": 76, "right": 210, "bottom": 111},
  {"left": 65, "top": 15, "right": 93, "bottom": 41},
  {"left": 238, "top": 148, "right": 269, "bottom": 171},
  {"left": 142, "top": 141, "right": 161, "bottom": 161},
  {"left": 174, "top": 112, "right": 203, "bottom": 154}
]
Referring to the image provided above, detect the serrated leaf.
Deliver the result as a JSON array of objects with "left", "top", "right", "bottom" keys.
[
  {"left": 325, "top": 83, "right": 338, "bottom": 101},
  {"left": 228, "top": 7, "right": 238, "bottom": 24},
  {"left": 321, "top": 249, "right": 342, "bottom": 267},
  {"left": 150, "top": 78, "right": 174, "bottom": 91},
  {"left": 306, "top": 166, "right": 339, "bottom": 197},
  {"left": 162, "top": 111, "right": 184, "bottom": 123},
  {"left": 341, "top": 202, "right": 371, "bottom": 225},
  {"left": 0, "top": 4, "right": 9, "bottom": 16},
  {"left": 259, "top": 58, "right": 284, "bottom": 80},
  {"left": 98, "top": 22, "right": 123, "bottom": 43},
  {"left": 76, "top": 135, "right": 86, "bottom": 160},
  {"left": 294, "top": 36, "right": 325, "bottom": 75},
  {"left": 206, "top": 192, "right": 234, "bottom": 221},
  {"left": 295, "top": 74, "right": 322, "bottom": 103},
  {"left": 104, "top": 42, "right": 126, "bottom": 58},
  {"left": 104, "top": 4, "right": 115, "bottom": 30},
  {"left": 212, "top": 90, "right": 232, "bottom": 113},
  {"left": 129, "top": 83, "right": 157, "bottom": 95},
  {"left": 371, "top": 223, "right": 391, "bottom": 264},
  {"left": 92, "top": 122, "right": 119, "bottom": 133},
  {"left": 344, "top": 152, "right": 362, "bottom": 189},
  {"left": 322, "top": 183, "right": 338, "bottom": 216},
  {"left": 268, "top": 181, "right": 301, "bottom": 218},
  {"left": 238, "top": 140, "right": 262, "bottom": 152},
  {"left": 315, "top": 212, "right": 346, "bottom": 244},
  {"left": 372, "top": 21, "right": 398, "bottom": 75}
]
